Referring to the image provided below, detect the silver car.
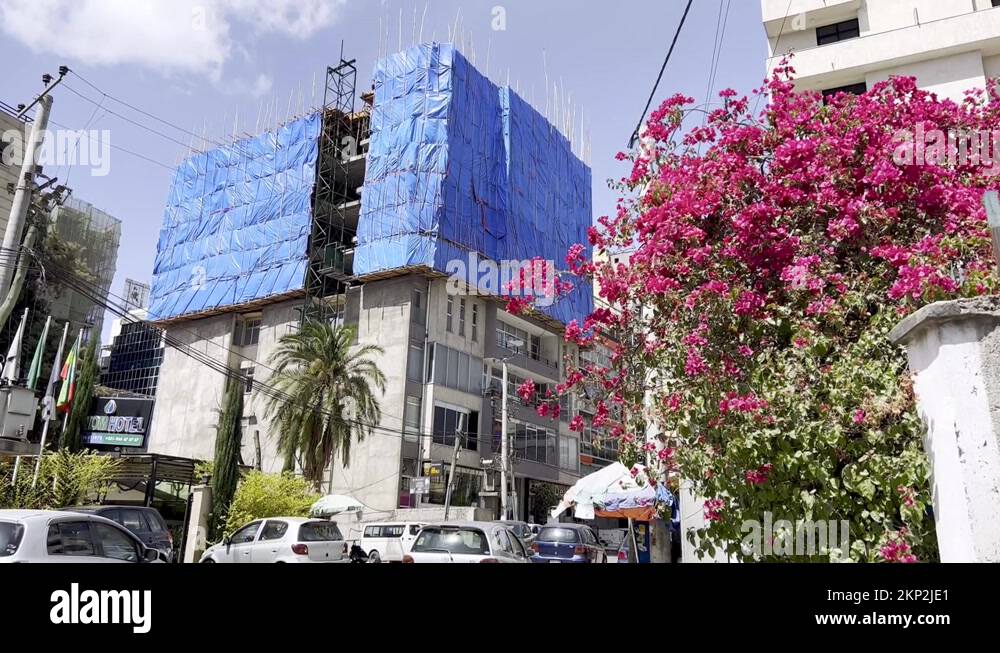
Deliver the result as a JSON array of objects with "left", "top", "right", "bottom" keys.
[
  {"left": 0, "top": 509, "right": 161, "bottom": 564},
  {"left": 403, "top": 521, "right": 531, "bottom": 563},
  {"left": 199, "top": 517, "right": 348, "bottom": 563}
]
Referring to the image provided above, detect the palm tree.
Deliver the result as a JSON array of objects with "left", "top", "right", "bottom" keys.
[{"left": 262, "top": 322, "right": 385, "bottom": 490}]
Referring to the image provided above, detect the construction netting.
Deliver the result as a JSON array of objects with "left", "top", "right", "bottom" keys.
[
  {"left": 356, "top": 43, "right": 593, "bottom": 326},
  {"left": 149, "top": 114, "right": 321, "bottom": 321}
]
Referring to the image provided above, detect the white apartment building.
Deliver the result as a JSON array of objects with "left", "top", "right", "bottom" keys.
[{"left": 763, "top": 0, "right": 1000, "bottom": 101}]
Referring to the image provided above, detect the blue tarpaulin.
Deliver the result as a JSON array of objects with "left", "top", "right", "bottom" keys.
[
  {"left": 149, "top": 114, "right": 321, "bottom": 321},
  {"left": 356, "top": 43, "right": 593, "bottom": 326}
]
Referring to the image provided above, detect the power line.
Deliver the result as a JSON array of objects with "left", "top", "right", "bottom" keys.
[
  {"left": 753, "top": 0, "right": 795, "bottom": 117},
  {"left": 628, "top": 0, "right": 694, "bottom": 148}
]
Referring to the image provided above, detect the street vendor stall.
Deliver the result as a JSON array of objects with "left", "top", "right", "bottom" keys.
[{"left": 551, "top": 463, "right": 674, "bottom": 563}]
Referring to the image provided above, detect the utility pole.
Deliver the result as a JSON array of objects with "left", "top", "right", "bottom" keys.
[
  {"left": 1, "top": 67, "right": 67, "bottom": 302},
  {"left": 443, "top": 413, "right": 467, "bottom": 520},
  {"left": 500, "top": 359, "right": 509, "bottom": 520}
]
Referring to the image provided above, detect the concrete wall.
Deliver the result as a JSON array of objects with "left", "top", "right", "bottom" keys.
[
  {"left": 0, "top": 110, "right": 23, "bottom": 237},
  {"left": 326, "top": 276, "right": 424, "bottom": 517},
  {"left": 146, "top": 313, "right": 233, "bottom": 463},
  {"left": 763, "top": 0, "right": 1000, "bottom": 100},
  {"left": 890, "top": 298, "right": 1000, "bottom": 562}
]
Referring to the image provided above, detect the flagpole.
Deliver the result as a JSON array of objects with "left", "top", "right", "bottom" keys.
[{"left": 32, "top": 321, "right": 69, "bottom": 488}]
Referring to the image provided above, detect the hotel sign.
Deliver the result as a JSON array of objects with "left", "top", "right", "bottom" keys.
[{"left": 82, "top": 397, "right": 154, "bottom": 448}]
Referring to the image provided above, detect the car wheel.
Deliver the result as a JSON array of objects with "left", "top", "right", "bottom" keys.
[
  {"left": 201, "top": 558, "right": 216, "bottom": 564},
  {"left": 368, "top": 550, "right": 381, "bottom": 564}
]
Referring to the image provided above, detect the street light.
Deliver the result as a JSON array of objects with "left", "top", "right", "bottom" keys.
[{"left": 488, "top": 337, "right": 523, "bottom": 520}]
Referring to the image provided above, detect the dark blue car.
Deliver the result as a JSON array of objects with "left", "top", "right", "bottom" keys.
[{"left": 530, "top": 524, "right": 607, "bottom": 564}]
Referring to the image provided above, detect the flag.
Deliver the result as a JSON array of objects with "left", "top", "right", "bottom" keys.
[
  {"left": 26, "top": 315, "right": 51, "bottom": 391},
  {"left": 41, "top": 322, "right": 69, "bottom": 422},
  {"left": 56, "top": 329, "right": 81, "bottom": 414},
  {"left": 1, "top": 308, "right": 29, "bottom": 384}
]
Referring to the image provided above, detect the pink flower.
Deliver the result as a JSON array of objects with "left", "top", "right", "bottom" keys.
[
  {"left": 516, "top": 379, "right": 536, "bottom": 404},
  {"left": 853, "top": 409, "right": 866, "bottom": 425},
  {"left": 569, "top": 415, "right": 585, "bottom": 432},
  {"left": 704, "top": 498, "right": 725, "bottom": 522}
]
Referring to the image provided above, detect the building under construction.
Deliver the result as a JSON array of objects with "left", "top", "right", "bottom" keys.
[{"left": 145, "top": 43, "right": 606, "bottom": 524}]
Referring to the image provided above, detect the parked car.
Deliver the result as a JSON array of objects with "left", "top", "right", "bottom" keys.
[
  {"left": 498, "top": 520, "right": 535, "bottom": 545},
  {"left": 402, "top": 522, "right": 531, "bottom": 563},
  {"left": 610, "top": 536, "right": 636, "bottom": 564},
  {"left": 359, "top": 521, "right": 426, "bottom": 563},
  {"left": 530, "top": 524, "right": 607, "bottom": 563},
  {"left": 200, "top": 517, "right": 347, "bottom": 563},
  {"left": 0, "top": 509, "right": 161, "bottom": 564},
  {"left": 62, "top": 505, "right": 174, "bottom": 562}
]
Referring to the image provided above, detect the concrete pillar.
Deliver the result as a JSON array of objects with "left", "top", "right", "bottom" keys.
[
  {"left": 890, "top": 297, "right": 1000, "bottom": 562},
  {"left": 183, "top": 485, "right": 212, "bottom": 564}
]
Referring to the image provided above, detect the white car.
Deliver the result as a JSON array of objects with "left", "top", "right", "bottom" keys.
[
  {"left": 200, "top": 517, "right": 348, "bottom": 563},
  {"left": 0, "top": 509, "right": 161, "bottom": 564},
  {"left": 402, "top": 521, "right": 531, "bottom": 563},
  {"left": 359, "top": 521, "right": 426, "bottom": 563}
]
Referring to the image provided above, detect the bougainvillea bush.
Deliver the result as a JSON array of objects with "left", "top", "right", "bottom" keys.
[{"left": 532, "top": 64, "right": 1000, "bottom": 562}]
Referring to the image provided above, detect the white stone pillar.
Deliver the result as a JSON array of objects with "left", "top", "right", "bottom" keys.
[
  {"left": 890, "top": 297, "right": 1000, "bottom": 562},
  {"left": 183, "top": 485, "right": 213, "bottom": 564}
]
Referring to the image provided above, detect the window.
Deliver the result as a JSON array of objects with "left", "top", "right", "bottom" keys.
[
  {"left": 560, "top": 437, "right": 579, "bottom": 473},
  {"left": 94, "top": 524, "right": 139, "bottom": 562},
  {"left": 142, "top": 512, "right": 166, "bottom": 533},
  {"left": 433, "top": 405, "right": 479, "bottom": 450},
  {"left": 47, "top": 522, "right": 95, "bottom": 556},
  {"left": 120, "top": 509, "right": 145, "bottom": 532},
  {"left": 822, "top": 82, "right": 867, "bottom": 103},
  {"left": 446, "top": 296, "right": 454, "bottom": 332},
  {"left": 260, "top": 521, "right": 289, "bottom": 541},
  {"left": 497, "top": 321, "right": 528, "bottom": 353},
  {"left": 412, "top": 527, "right": 489, "bottom": 555},
  {"left": 510, "top": 421, "right": 556, "bottom": 465},
  {"left": 816, "top": 18, "right": 859, "bottom": 45},
  {"left": 299, "top": 522, "right": 343, "bottom": 541},
  {"left": 459, "top": 299, "right": 466, "bottom": 336},
  {"left": 230, "top": 522, "right": 260, "bottom": 544},
  {"left": 407, "top": 343, "right": 424, "bottom": 383},
  {"left": 471, "top": 304, "right": 479, "bottom": 342},
  {"left": 243, "top": 366, "right": 255, "bottom": 394},
  {"left": 233, "top": 316, "right": 262, "bottom": 347},
  {"left": 412, "top": 289, "right": 425, "bottom": 325},
  {"left": 404, "top": 396, "right": 422, "bottom": 442},
  {"left": 496, "top": 529, "right": 514, "bottom": 554},
  {"left": 994, "top": 0, "right": 1000, "bottom": 7},
  {"left": 430, "top": 344, "right": 483, "bottom": 395},
  {"left": 409, "top": 525, "right": 422, "bottom": 536},
  {"left": 537, "top": 527, "right": 581, "bottom": 543},
  {"left": 0, "top": 522, "right": 24, "bottom": 558}
]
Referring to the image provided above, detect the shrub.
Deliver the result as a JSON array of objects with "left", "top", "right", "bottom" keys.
[{"left": 221, "top": 471, "right": 320, "bottom": 539}]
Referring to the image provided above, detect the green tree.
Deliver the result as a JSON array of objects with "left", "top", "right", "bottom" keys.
[
  {"left": 1, "top": 450, "right": 120, "bottom": 509},
  {"left": 60, "top": 339, "right": 99, "bottom": 452},
  {"left": 222, "top": 471, "right": 320, "bottom": 538},
  {"left": 210, "top": 377, "right": 244, "bottom": 540},
  {"left": 262, "top": 322, "right": 385, "bottom": 490}
]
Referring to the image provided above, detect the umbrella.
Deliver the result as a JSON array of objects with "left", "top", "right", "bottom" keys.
[{"left": 310, "top": 494, "right": 364, "bottom": 518}]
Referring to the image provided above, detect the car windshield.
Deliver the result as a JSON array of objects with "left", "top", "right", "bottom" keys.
[
  {"left": 0, "top": 522, "right": 24, "bottom": 557},
  {"left": 412, "top": 528, "right": 490, "bottom": 555},
  {"left": 298, "top": 522, "right": 343, "bottom": 541},
  {"left": 538, "top": 527, "right": 581, "bottom": 543}
]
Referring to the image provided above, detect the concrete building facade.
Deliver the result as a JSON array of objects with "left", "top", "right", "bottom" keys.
[
  {"left": 763, "top": 0, "right": 1000, "bottom": 101},
  {"left": 144, "top": 46, "right": 602, "bottom": 526}
]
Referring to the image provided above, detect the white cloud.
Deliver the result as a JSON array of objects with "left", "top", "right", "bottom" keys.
[{"left": 0, "top": 0, "right": 343, "bottom": 82}]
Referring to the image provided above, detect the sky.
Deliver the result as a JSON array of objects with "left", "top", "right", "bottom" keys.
[{"left": 0, "top": 0, "right": 768, "bottom": 343}]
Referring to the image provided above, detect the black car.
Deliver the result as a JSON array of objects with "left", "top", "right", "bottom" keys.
[{"left": 62, "top": 506, "right": 174, "bottom": 562}]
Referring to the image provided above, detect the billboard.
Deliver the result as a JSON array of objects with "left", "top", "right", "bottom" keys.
[{"left": 82, "top": 397, "right": 154, "bottom": 448}]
